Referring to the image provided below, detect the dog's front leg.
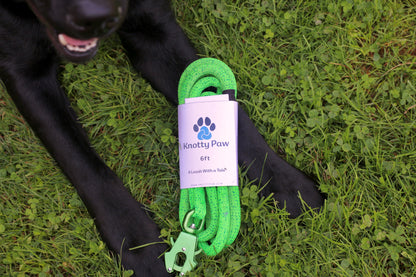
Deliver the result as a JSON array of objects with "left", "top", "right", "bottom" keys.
[
  {"left": 237, "top": 106, "right": 325, "bottom": 217},
  {"left": 117, "top": 0, "right": 199, "bottom": 103},
  {"left": 1, "top": 50, "right": 169, "bottom": 277}
]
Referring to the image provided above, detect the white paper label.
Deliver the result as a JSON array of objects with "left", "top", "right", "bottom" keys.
[{"left": 178, "top": 95, "right": 238, "bottom": 189}]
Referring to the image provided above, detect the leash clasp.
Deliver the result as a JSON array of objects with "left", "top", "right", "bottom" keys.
[
  {"left": 165, "top": 210, "right": 204, "bottom": 275},
  {"left": 165, "top": 231, "right": 202, "bottom": 275}
]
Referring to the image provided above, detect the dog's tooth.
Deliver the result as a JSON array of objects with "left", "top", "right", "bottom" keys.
[
  {"left": 90, "top": 38, "right": 98, "bottom": 47},
  {"left": 65, "top": 44, "right": 78, "bottom": 52},
  {"left": 58, "top": 34, "right": 68, "bottom": 46}
]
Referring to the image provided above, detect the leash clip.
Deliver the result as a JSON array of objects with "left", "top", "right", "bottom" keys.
[
  {"left": 165, "top": 210, "right": 203, "bottom": 275},
  {"left": 165, "top": 231, "right": 202, "bottom": 276}
]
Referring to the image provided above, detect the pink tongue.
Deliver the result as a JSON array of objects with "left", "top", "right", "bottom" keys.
[{"left": 62, "top": 34, "right": 96, "bottom": 46}]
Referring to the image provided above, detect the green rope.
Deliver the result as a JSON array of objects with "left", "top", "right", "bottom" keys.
[{"left": 178, "top": 58, "right": 241, "bottom": 256}]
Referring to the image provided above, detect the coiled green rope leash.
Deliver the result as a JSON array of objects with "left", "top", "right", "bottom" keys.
[{"left": 165, "top": 58, "right": 241, "bottom": 275}]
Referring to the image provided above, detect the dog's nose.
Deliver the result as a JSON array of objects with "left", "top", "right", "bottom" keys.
[{"left": 67, "top": 1, "right": 123, "bottom": 37}]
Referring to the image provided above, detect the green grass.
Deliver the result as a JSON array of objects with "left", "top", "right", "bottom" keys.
[{"left": 1, "top": 0, "right": 415, "bottom": 276}]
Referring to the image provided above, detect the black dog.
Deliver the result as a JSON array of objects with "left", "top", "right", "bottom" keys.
[{"left": 0, "top": 0, "right": 324, "bottom": 275}]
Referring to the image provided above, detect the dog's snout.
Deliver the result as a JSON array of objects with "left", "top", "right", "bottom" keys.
[{"left": 67, "top": 2, "right": 123, "bottom": 37}]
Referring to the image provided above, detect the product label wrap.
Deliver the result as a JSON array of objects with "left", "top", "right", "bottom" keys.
[{"left": 178, "top": 94, "right": 238, "bottom": 189}]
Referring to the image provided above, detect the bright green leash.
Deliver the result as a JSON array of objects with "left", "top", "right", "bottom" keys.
[{"left": 165, "top": 58, "right": 241, "bottom": 275}]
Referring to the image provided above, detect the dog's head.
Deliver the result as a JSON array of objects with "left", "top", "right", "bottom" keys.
[{"left": 26, "top": 0, "right": 129, "bottom": 62}]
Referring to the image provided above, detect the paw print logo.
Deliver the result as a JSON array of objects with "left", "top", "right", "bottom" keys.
[{"left": 193, "top": 117, "right": 216, "bottom": 140}]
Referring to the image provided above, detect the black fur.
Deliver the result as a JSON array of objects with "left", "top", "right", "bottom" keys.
[{"left": 0, "top": 0, "right": 324, "bottom": 275}]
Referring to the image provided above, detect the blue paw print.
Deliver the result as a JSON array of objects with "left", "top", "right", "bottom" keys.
[{"left": 194, "top": 117, "right": 216, "bottom": 140}]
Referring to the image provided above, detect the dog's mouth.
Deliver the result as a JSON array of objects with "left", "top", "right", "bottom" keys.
[
  {"left": 58, "top": 34, "right": 99, "bottom": 53},
  {"left": 46, "top": 30, "right": 101, "bottom": 62}
]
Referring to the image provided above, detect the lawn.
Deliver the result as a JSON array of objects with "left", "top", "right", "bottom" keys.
[{"left": 1, "top": 0, "right": 415, "bottom": 276}]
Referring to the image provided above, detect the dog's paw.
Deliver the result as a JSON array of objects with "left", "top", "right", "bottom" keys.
[
  {"left": 272, "top": 174, "right": 324, "bottom": 218},
  {"left": 106, "top": 213, "right": 172, "bottom": 277},
  {"left": 99, "top": 211, "right": 171, "bottom": 276},
  {"left": 260, "top": 156, "right": 325, "bottom": 218},
  {"left": 91, "top": 182, "right": 171, "bottom": 276},
  {"left": 193, "top": 117, "right": 216, "bottom": 140},
  {"left": 120, "top": 240, "right": 171, "bottom": 277}
]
